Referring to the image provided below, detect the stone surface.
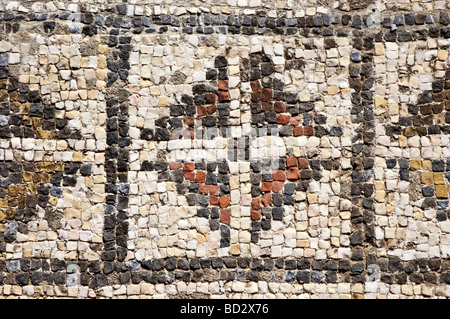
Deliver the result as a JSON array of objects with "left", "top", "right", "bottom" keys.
[{"left": 0, "top": 0, "right": 448, "bottom": 300}]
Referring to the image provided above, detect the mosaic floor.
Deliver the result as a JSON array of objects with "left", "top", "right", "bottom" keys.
[{"left": 0, "top": 0, "right": 449, "bottom": 298}]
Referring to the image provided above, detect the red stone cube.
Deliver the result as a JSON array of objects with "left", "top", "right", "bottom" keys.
[
  {"left": 286, "top": 157, "right": 298, "bottom": 168},
  {"left": 218, "top": 80, "right": 228, "bottom": 91},
  {"left": 262, "top": 102, "right": 273, "bottom": 111},
  {"left": 261, "top": 193, "right": 272, "bottom": 207},
  {"left": 194, "top": 171, "right": 206, "bottom": 183},
  {"left": 274, "top": 101, "right": 286, "bottom": 112},
  {"left": 219, "top": 195, "right": 231, "bottom": 208},
  {"left": 298, "top": 158, "right": 309, "bottom": 169},
  {"left": 293, "top": 126, "right": 304, "bottom": 136},
  {"left": 251, "top": 198, "right": 261, "bottom": 210},
  {"left": 251, "top": 80, "right": 262, "bottom": 92},
  {"left": 184, "top": 171, "right": 195, "bottom": 181},
  {"left": 289, "top": 115, "right": 302, "bottom": 126},
  {"left": 210, "top": 195, "right": 219, "bottom": 206},
  {"left": 206, "top": 104, "right": 217, "bottom": 115},
  {"left": 208, "top": 185, "right": 220, "bottom": 196},
  {"left": 196, "top": 106, "right": 207, "bottom": 117},
  {"left": 205, "top": 93, "right": 217, "bottom": 104},
  {"left": 169, "top": 162, "right": 182, "bottom": 170},
  {"left": 272, "top": 181, "right": 284, "bottom": 193},
  {"left": 276, "top": 114, "right": 290, "bottom": 125},
  {"left": 251, "top": 210, "right": 262, "bottom": 220},
  {"left": 287, "top": 167, "right": 300, "bottom": 180},
  {"left": 251, "top": 91, "right": 261, "bottom": 102},
  {"left": 272, "top": 170, "right": 286, "bottom": 181},
  {"left": 218, "top": 91, "right": 230, "bottom": 102},
  {"left": 199, "top": 183, "right": 209, "bottom": 194},
  {"left": 303, "top": 126, "right": 314, "bottom": 136},
  {"left": 261, "top": 88, "right": 273, "bottom": 102},
  {"left": 220, "top": 209, "right": 231, "bottom": 225},
  {"left": 183, "top": 116, "right": 195, "bottom": 126},
  {"left": 261, "top": 182, "right": 272, "bottom": 192}
]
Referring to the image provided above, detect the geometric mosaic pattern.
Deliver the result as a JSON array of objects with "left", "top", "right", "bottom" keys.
[{"left": 0, "top": 0, "right": 450, "bottom": 298}]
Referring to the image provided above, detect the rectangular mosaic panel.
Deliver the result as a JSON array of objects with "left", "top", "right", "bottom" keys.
[{"left": 0, "top": 0, "right": 449, "bottom": 299}]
